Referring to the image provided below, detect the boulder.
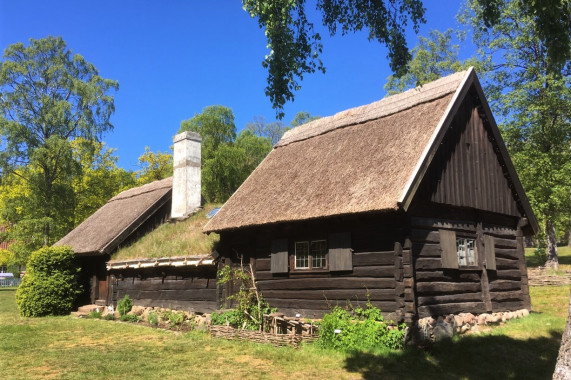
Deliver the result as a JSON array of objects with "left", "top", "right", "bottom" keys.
[{"left": 433, "top": 321, "right": 454, "bottom": 341}]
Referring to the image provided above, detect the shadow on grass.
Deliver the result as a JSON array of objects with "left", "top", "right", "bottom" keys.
[{"left": 344, "top": 331, "right": 561, "bottom": 380}]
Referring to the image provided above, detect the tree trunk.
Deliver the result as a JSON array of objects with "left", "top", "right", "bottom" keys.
[
  {"left": 546, "top": 220, "right": 559, "bottom": 270},
  {"left": 554, "top": 293, "right": 571, "bottom": 379},
  {"left": 568, "top": 229, "right": 571, "bottom": 247}
]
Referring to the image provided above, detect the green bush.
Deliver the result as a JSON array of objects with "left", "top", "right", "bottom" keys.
[
  {"left": 120, "top": 313, "right": 140, "bottom": 323},
  {"left": 147, "top": 311, "right": 159, "bottom": 326},
  {"left": 318, "top": 302, "right": 406, "bottom": 352},
  {"left": 117, "top": 294, "right": 133, "bottom": 316},
  {"left": 87, "top": 310, "right": 102, "bottom": 319},
  {"left": 15, "top": 246, "right": 81, "bottom": 317},
  {"left": 103, "top": 313, "right": 116, "bottom": 321}
]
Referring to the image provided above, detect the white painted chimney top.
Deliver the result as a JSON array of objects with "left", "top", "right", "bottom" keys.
[{"left": 171, "top": 131, "right": 201, "bottom": 219}]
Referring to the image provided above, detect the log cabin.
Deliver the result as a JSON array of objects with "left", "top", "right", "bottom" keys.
[
  {"left": 204, "top": 68, "right": 538, "bottom": 324},
  {"left": 56, "top": 132, "right": 218, "bottom": 312}
]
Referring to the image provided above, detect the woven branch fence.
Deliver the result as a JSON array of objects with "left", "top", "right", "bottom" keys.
[{"left": 208, "top": 325, "right": 318, "bottom": 348}]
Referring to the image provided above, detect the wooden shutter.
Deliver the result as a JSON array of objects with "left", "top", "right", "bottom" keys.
[
  {"left": 484, "top": 235, "right": 496, "bottom": 270},
  {"left": 328, "top": 232, "right": 352, "bottom": 271},
  {"left": 271, "top": 239, "right": 289, "bottom": 273},
  {"left": 439, "top": 229, "right": 458, "bottom": 269}
]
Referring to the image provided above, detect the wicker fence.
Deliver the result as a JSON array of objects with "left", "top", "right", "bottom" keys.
[
  {"left": 208, "top": 325, "right": 318, "bottom": 348},
  {"left": 0, "top": 278, "right": 21, "bottom": 287}
]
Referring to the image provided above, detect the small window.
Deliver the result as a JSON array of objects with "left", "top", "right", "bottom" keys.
[
  {"left": 295, "top": 240, "right": 327, "bottom": 270},
  {"left": 457, "top": 238, "right": 477, "bottom": 266}
]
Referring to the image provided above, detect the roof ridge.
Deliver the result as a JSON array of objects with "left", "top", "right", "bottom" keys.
[
  {"left": 276, "top": 70, "right": 468, "bottom": 148},
  {"left": 110, "top": 177, "right": 173, "bottom": 202}
]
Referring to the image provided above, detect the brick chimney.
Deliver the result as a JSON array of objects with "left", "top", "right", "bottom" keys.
[{"left": 171, "top": 131, "right": 202, "bottom": 219}]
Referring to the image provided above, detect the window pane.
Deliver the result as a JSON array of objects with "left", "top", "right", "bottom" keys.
[
  {"left": 311, "top": 240, "right": 327, "bottom": 268},
  {"left": 295, "top": 242, "right": 309, "bottom": 269},
  {"left": 457, "top": 238, "right": 476, "bottom": 266}
]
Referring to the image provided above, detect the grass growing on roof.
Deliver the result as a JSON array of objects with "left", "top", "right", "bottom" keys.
[{"left": 112, "top": 204, "right": 220, "bottom": 260}]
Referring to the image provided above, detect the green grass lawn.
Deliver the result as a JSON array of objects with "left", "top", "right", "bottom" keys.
[{"left": 1, "top": 286, "right": 569, "bottom": 379}]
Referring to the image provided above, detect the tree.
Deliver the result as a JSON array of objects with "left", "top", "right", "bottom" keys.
[
  {"left": 462, "top": 0, "right": 571, "bottom": 268},
  {"left": 244, "top": 0, "right": 426, "bottom": 118},
  {"left": 134, "top": 147, "right": 173, "bottom": 185},
  {"left": 0, "top": 36, "right": 118, "bottom": 246},
  {"left": 180, "top": 106, "right": 272, "bottom": 203},
  {"left": 245, "top": 116, "right": 288, "bottom": 145},
  {"left": 71, "top": 139, "right": 135, "bottom": 224},
  {"left": 384, "top": 29, "right": 480, "bottom": 94},
  {"left": 290, "top": 111, "right": 321, "bottom": 127},
  {"left": 0, "top": 140, "right": 133, "bottom": 265},
  {"left": 179, "top": 105, "right": 236, "bottom": 160}
]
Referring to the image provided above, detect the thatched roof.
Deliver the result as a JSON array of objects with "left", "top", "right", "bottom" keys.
[
  {"left": 204, "top": 69, "right": 538, "bottom": 233},
  {"left": 56, "top": 177, "right": 173, "bottom": 256}
]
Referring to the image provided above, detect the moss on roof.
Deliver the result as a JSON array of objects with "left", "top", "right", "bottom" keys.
[{"left": 111, "top": 204, "right": 220, "bottom": 261}]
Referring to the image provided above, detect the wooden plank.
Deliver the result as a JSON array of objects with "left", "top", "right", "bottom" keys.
[
  {"left": 439, "top": 229, "right": 459, "bottom": 269},
  {"left": 415, "top": 271, "right": 480, "bottom": 282},
  {"left": 494, "top": 237, "right": 517, "bottom": 248},
  {"left": 484, "top": 234, "right": 497, "bottom": 270},
  {"left": 352, "top": 251, "right": 395, "bottom": 266},
  {"left": 265, "top": 298, "right": 398, "bottom": 312},
  {"left": 490, "top": 291, "right": 524, "bottom": 302},
  {"left": 410, "top": 217, "right": 476, "bottom": 232},
  {"left": 414, "top": 257, "right": 444, "bottom": 270},
  {"left": 257, "top": 277, "right": 395, "bottom": 291},
  {"left": 488, "top": 280, "right": 521, "bottom": 291},
  {"left": 496, "top": 270, "right": 523, "bottom": 280},
  {"left": 418, "top": 292, "right": 483, "bottom": 306},
  {"left": 416, "top": 282, "right": 481, "bottom": 294},
  {"left": 262, "top": 288, "right": 396, "bottom": 301},
  {"left": 352, "top": 265, "right": 396, "bottom": 278},
  {"left": 256, "top": 258, "right": 271, "bottom": 271},
  {"left": 491, "top": 300, "right": 525, "bottom": 311},
  {"left": 413, "top": 243, "right": 442, "bottom": 258},
  {"left": 494, "top": 248, "right": 519, "bottom": 260},
  {"left": 410, "top": 229, "right": 439, "bottom": 243},
  {"left": 418, "top": 302, "right": 487, "bottom": 318},
  {"left": 271, "top": 239, "right": 289, "bottom": 273},
  {"left": 329, "top": 232, "right": 352, "bottom": 271},
  {"left": 496, "top": 257, "right": 520, "bottom": 270}
]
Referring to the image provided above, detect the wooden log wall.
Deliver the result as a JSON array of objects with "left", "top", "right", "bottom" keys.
[
  {"left": 223, "top": 214, "right": 406, "bottom": 321},
  {"left": 410, "top": 216, "right": 528, "bottom": 318},
  {"left": 112, "top": 267, "right": 217, "bottom": 313}
]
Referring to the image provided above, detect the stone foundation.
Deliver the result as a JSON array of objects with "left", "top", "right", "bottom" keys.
[{"left": 411, "top": 309, "right": 530, "bottom": 343}]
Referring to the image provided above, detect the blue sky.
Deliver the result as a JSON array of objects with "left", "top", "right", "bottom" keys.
[{"left": 0, "top": 0, "right": 472, "bottom": 170}]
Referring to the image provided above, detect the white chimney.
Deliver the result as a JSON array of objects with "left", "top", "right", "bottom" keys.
[{"left": 171, "top": 131, "right": 202, "bottom": 219}]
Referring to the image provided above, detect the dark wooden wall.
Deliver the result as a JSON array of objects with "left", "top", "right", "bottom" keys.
[
  {"left": 408, "top": 212, "right": 530, "bottom": 318},
  {"left": 417, "top": 92, "right": 520, "bottom": 217},
  {"left": 219, "top": 212, "right": 407, "bottom": 321},
  {"left": 111, "top": 266, "right": 217, "bottom": 313}
]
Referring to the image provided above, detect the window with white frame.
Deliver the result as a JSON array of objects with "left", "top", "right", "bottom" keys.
[
  {"left": 295, "top": 240, "right": 327, "bottom": 270},
  {"left": 456, "top": 238, "right": 477, "bottom": 266}
]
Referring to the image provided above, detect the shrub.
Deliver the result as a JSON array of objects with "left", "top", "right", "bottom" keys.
[
  {"left": 147, "top": 311, "right": 159, "bottom": 326},
  {"left": 120, "top": 314, "right": 140, "bottom": 323},
  {"left": 318, "top": 302, "right": 406, "bottom": 352},
  {"left": 117, "top": 294, "right": 133, "bottom": 316},
  {"left": 88, "top": 310, "right": 102, "bottom": 319},
  {"left": 15, "top": 246, "right": 82, "bottom": 317},
  {"left": 103, "top": 314, "right": 116, "bottom": 321}
]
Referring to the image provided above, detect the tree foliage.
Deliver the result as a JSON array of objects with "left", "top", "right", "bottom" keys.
[
  {"left": 245, "top": 0, "right": 426, "bottom": 117},
  {"left": 384, "top": 29, "right": 480, "bottom": 94},
  {"left": 180, "top": 106, "right": 272, "bottom": 203},
  {"left": 134, "top": 147, "right": 173, "bottom": 185},
  {"left": 462, "top": 0, "right": 571, "bottom": 266},
  {"left": 0, "top": 36, "right": 118, "bottom": 246},
  {"left": 245, "top": 116, "right": 288, "bottom": 145},
  {"left": 0, "top": 140, "right": 133, "bottom": 265},
  {"left": 290, "top": 110, "right": 320, "bottom": 127}
]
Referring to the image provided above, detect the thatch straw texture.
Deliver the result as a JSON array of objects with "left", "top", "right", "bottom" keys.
[
  {"left": 205, "top": 71, "right": 467, "bottom": 233},
  {"left": 56, "top": 177, "right": 173, "bottom": 255}
]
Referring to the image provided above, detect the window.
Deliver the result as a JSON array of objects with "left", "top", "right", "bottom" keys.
[
  {"left": 295, "top": 240, "right": 327, "bottom": 270},
  {"left": 456, "top": 238, "right": 477, "bottom": 266}
]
